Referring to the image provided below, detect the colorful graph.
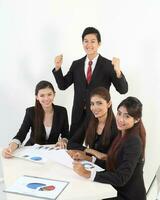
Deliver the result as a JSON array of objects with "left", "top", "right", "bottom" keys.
[{"left": 27, "top": 182, "right": 55, "bottom": 191}]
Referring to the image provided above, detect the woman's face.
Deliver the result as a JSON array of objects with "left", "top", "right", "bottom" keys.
[
  {"left": 36, "top": 87, "right": 55, "bottom": 109},
  {"left": 82, "top": 34, "right": 100, "bottom": 57},
  {"left": 116, "top": 106, "right": 138, "bottom": 132},
  {"left": 90, "top": 95, "right": 111, "bottom": 120}
]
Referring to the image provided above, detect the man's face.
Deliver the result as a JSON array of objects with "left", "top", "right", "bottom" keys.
[{"left": 82, "top": 34, "right": 100, "bottom": 57}]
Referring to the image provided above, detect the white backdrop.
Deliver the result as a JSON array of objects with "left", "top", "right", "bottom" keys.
[{"left": 0, "top": 0, "right": 160, "bottom": 191}]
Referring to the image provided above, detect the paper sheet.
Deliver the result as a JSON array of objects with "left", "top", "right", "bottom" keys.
[{"left": 4, "top": 175, "right": 69, "bottom": 200}]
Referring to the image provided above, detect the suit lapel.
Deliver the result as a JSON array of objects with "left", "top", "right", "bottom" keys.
[
  {"left": 79, "top": 56, "right": 88, "bottom": 85},
  {"left": 47, "top": 104, "right": 55, "bottom": 141}
]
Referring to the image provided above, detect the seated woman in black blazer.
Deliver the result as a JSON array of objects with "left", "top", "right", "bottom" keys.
[
  {"left": 3, "top": 80, "right": 69, "bottom": 158},
  {"left": 73, "top": 96, "right": 146, "bottom": 200},
  {"left": 67, "top": 87, "right": 118, "bottom": 163}
]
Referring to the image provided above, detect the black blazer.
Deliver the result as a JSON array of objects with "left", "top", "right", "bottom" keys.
[
  {"left": 94, "top": 134, "right": 146, "bottom": 200},
  {"left": 13, "top": 105, "right": 69, "bottom": 145},
  {"left": 53, "top": 55, "right": 128, "bottom": 124},
  {"left": 67, "top": 117, "right": 118, "bottom": 153}
]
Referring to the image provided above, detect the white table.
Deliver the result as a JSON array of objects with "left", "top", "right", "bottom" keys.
[{"left": 0, "top": 149, "right": 116, "bottom": 200}]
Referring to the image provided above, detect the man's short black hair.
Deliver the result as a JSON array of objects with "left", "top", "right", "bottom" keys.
[{"left": 82, "top": 27, "right": 101, "bottom": 43}]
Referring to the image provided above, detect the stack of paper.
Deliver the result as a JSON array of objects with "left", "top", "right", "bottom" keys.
[{"left": 12, "top": 144, "right": 104, "bottom": 171}]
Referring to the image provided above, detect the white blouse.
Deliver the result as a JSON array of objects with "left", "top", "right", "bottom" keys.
[{"left": 45, "top": 126, "right": 51, "bottom": 140}]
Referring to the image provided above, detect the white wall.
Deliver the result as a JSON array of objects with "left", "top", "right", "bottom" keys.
[{"left": 0, "top": 0, "right": 160, "bottom": 191}]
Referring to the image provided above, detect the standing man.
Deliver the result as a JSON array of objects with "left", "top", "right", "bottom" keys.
[{"left": 52, "top": 27, "right": 128, "bottom": 137}]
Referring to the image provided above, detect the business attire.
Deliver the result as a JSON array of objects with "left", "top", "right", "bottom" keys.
[
  {"left": 94, "top": 133, "right": 146, "bottom": 200},
  {"left": 67, "top": 117, "right": 118, "bottom": 167},
  {"left": 67, "top": 117, "right": 118, "bottom": 151},
  {"left": 53, "top": 55, "right": 128, "bottom": 136},
  {"left": 13, "top": 105, "right": 69, "bottom": 145}
]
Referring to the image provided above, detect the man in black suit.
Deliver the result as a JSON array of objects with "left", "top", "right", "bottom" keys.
[{"left": 52, "top": 27, "right": 128, "bottom": 137}]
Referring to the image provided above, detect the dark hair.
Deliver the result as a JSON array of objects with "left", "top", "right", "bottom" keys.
[
  {"left": 34, "top": 80, "right": 55, "bottom": 144},
  {"left": 35, "top": 80, "right": 55, "bottom": 96},
  {"left": 82, "top": 27, "right": 101, "bottom": 43},
  {"left": 85, "top": 87, "right": 114, "bottom": 148},
  {"left": 118, "top": 96, "right": 142, "bottom": 119},
  {"left": 107, "top": 97, "right": 146, "bottom": 171}
]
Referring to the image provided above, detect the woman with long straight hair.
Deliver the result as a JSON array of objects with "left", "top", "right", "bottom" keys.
[
  {"left": 3, "top": 80, "right": 69, "bottom": 158},
  {"left": 67, "top": 87, "right": 118, "bottom": 162},
  {"left": 73, "top": 96, "right": 146, "bottom": 200}
]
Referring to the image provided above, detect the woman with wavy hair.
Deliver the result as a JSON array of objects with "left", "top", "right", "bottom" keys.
[{"left": 73, "top": 96, "right": 146, "bottom": 200}]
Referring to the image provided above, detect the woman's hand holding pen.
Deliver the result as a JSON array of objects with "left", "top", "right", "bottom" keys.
[
  {"left": 73, "top": 161, "right": 91, "bottom": 178},
  {"left": 2, "top": 142, "right": 18, "bottom": 158},
  {"left": 55, "top": 138, "right": 68, "bottom": 149},
  {"left": 54, "top": 54, "right": 63, "bottom": 71}
]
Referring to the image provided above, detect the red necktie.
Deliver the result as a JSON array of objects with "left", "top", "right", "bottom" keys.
[{"left": 87, "top": 61, "right": 93, "bottom": 83}]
